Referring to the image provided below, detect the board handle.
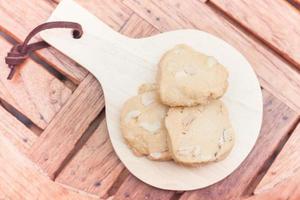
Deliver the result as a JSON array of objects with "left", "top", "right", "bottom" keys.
[{"left": 41, "top": 0, "right": 136, "bottom": 79}]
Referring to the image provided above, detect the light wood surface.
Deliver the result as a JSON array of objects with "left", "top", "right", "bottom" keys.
[
  {"left": 209, "top": 0, "right": 300, "bottom": 69},
  {"left": 29, "top": 74, "right": 104, "bottom": 179},
  {"left": 0, "top": 0, "right": 300, "bottom": 199},
  {"left": 255, "top": 122, "right": 300, "bottom": 194},
  {"left": 0, "top": 105, "right": 37, "bottom": 153},
  {"left": 41, "top": 0, "right": 263, "bottom": 190},
  {"left": 0, "top": 35, "right": 72, "bottom": 129},
  {"left": 56, "top": 116, "right": 125, "bottom": 197},
  {"left": 0, "top": 132, "right": 101, "bottom": 200}
]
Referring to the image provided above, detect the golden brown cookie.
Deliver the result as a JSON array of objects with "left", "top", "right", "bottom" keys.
[
  {"left": 157, "top": 44, "right": 228, "bottom": 107},
  {"left": 120, "top": 84, "right": 171, "bottom": 160},
  {"left": 165, "top": 100, "right": 235, "bottom": 165}
]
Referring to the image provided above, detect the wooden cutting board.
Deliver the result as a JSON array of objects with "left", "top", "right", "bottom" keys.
[{"left": 41, "top": 0, "right": 263, "bottom": 191}]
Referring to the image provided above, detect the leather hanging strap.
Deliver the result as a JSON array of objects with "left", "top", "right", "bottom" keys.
[{"left": 5, "top": 21, "right": 83, "bottom": 80}]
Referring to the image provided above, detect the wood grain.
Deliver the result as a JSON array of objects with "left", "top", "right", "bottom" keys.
[
  {"left": 29, "top": 74, "right": 104, "bottom": 179},
  {"left": 180, "top": 90, "right": 298, "bottom": 200},
  {"left": 0, "top": 36, "right": 72, "bottom": 129},
  {"left": 209, "top": 0, "right": 300, "bottom": 69},
  {"left": 120, "top": 14, "right": 159, "bottom": 38},
  {"left": 0, "top": 131, "right": 101, "bottom": 200},
  {"left": 123, "top": 0, "right": 194, "bottom": 31},
  {"left": 72, "top": 0, "right": 133, "bottom": 32},
  {"left": 123, "top": 0, "right": 300, "bottom": 114},
  {"left": 243, "top": 172, "right": 300, "bottom": 200},
  {"left": 254, "top": 123, "right": 300, "bottom": 194},
  {"left": 113, "top": 175, "right": 175, "bottom": 200},
  {"left": 0, "top": 105, "right": 37, "bottom": 154},
  {"left": 56, "top": 117, "right": 124, "bottom": 198}
]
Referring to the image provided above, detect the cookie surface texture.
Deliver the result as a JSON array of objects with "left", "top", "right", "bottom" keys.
[
  {"left": 158, "top": 44, "right": 228, "bottom": 106},
  {"left": 120, "top": 84, "right": 172, "bottom": 160},
  {"left": 165, "top": 100, "right": 235, "bottom": 165}
]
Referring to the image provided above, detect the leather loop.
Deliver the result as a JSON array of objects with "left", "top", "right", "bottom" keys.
[{"left": 5, "top": 21, "right": 83, "bottom": 80}]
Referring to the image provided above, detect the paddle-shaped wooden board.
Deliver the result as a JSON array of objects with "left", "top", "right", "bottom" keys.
[{"left": 41, "top": 0, "right": 263, "bottom": 190}]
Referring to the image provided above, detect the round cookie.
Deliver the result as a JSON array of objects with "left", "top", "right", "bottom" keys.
[
  {"left": 120, "top": 84, "right": 172, "bottom": 161},
  {"left": 165, "top": 100, "right": 235, "bottom": 165},
  {"left": 157, "top": 44, "right": 228, "bottom": 107}
]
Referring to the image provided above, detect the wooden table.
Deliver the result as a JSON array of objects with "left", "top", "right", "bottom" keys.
[{"left": 1, "top": 0, "right": 300, "bottom": 199}]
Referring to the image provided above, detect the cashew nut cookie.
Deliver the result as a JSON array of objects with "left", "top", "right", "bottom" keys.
[
  {"left": 157, "top": 44, "right": 229, "bottom": 107},
  {"left": 165, "top": 100, "right": 235, "bottom": 165},
  {"left": 120, "top": 84, "right": 172, "bottom": 161}
]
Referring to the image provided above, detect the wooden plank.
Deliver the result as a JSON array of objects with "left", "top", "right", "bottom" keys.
[
  {"left": 120, "top": 14, "right": 159, "bottom": 37},
  {"left": 243, "top": 171, "right": 300, "bottom": 200},
  {"left": 29, "top": 74, "right": 105, "bottom": 179},
  {"left": 0, "top": 105, "right": 37, "bottom": 154},
  {"left": 0, "top": 36, "right": 72, "bottom": 129},
  {"left": 0, "top": 131, "right": 101, "bottom": 200},
  {"left": 113, "top": 175, "right": 175, "bottom": 200},
  {"left": 123, "top": 0, "right": 300, "bottom": 114},
  {"left": 0, "top": 0, "right": 88, "bottom": 83},
  {"left": 73, "top": 0, "right": 133, "bottom": 32},
  {"left": 254, "top": 123, "right": 300, "bottom": 194},
  {"left": 179, "top": 90, "right": 298, "bottom": 200},
  {"left": 209, "top": 0, "right": 300, "bottom": 69},
  {"left": 123, "top": 0, "right": 193, "bottom": 31},
  {"left": 56, "top": 117, "right": 124, "bottom": 198}
]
